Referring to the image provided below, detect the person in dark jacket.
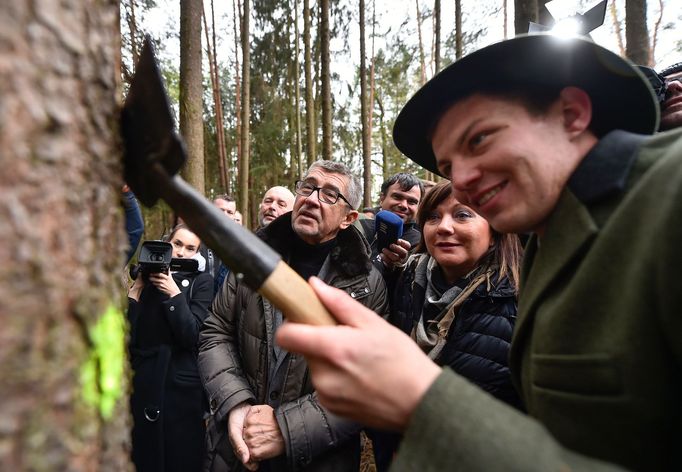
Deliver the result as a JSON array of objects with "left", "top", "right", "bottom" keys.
[
  {"left": 372, "top": 180, "right": 523, "bottom": 470},
  {"left": 357, "top": 173, "right": 424, "bottom": 264},
  {"left": 127, "top": 224, "right": 213, "bottom": 472},
  {"left": 198, "top": 161, "right": 389, "bottom": 472}
]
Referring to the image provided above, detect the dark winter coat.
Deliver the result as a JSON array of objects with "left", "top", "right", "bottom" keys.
[
  {"left": 128, "top": 270, "right": 213, "bottom": 472},
  {"left": 389, "top": 254, "right": 519, "bottom": 404},
  {"left": 372, "top": 253, "right": 520, "bottom": 471},
  {"left": 198, "top": 213, "right": 389, "bottom": 472}
]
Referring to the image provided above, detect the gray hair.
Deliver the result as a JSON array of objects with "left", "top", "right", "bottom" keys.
[{"left": 305, "top": 160, "right": 362, "bottom": 210}]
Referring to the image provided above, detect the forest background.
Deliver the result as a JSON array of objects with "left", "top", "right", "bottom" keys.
[{"left": 122, "top": 0, "right": 682, "bottom": 236}]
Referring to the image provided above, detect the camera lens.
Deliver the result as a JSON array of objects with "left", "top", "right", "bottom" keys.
[{"left": 150, "top": 253, "right": 163, "bottom": 262}]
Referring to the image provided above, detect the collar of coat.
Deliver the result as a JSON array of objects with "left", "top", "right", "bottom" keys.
[
  {"left": 257, "top": 212, "right": 373, "bottom": 277},
  {"left": 568, "top": 129, "right": 647, "bottom": 204}
]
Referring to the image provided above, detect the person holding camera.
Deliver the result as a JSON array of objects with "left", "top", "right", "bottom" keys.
[{"left": 127, "top": 224, "right": 213, "bottom": 472}]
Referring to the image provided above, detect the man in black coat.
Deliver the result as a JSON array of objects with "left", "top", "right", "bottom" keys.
[{"left": 199, "top": 161, "right": 389, "bottom": 471}]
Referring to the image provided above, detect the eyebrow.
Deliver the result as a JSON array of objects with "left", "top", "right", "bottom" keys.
[
  {"left": 305, "top": 178, "right": 341, "bottom": 193},
  {"left": 456, "top": 117, "right": 485, "bottom": 149}
]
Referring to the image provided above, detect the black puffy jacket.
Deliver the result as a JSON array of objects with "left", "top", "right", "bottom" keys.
[
  {"left": 371, "top": 253, "right": 521, "bottom": 471},
  {"left": 199, "top": 213, "right": 389, "bottom": 471},
  {"left": 389, "top": 253, "right": 520, "bottom": 405}
]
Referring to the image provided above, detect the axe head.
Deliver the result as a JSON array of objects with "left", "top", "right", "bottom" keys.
[{"left": 121, "top": 36, "right": 186, "bottom": 206}]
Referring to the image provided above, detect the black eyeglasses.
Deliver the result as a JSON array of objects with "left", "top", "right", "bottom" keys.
[
  {"left": 638, "top": 66, "right": 682, "bottom": 104},
  {"left": 294, "top": 180, "right": 352, "bottom": 206}
]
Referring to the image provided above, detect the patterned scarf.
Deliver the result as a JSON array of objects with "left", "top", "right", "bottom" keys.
[{"left": 412, "top": 254, "right": 497, "bottom": 360}]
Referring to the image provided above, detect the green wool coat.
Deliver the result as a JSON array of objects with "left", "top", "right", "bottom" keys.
[{"left": 391, "top": 129, "right": 682, "bottom": 472}]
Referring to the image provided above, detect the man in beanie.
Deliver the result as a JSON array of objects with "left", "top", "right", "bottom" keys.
[{"left": 276, "top": 33, "right": 682, "bottom": 471}]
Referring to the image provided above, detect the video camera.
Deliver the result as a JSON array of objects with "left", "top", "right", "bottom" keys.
[{"left": 130, "top": 240, "right": 199, "bottom": 280}]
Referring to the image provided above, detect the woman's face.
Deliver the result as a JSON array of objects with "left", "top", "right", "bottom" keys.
[
  {"left": 170, "top": 228, "right": 200, "bottom": 258},
  {"left": 423, "top": 195, "right": 493, "bottom": 283}
]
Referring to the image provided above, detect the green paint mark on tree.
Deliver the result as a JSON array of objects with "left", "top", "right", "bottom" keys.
[{"left": 80, "top": 304, "right": 126, "bottom": 419}]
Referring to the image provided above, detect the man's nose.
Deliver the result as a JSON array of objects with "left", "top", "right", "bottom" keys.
[
  {"left": 665, "top": 78, "right": 682, "bottom": 98},
  {"left": 450, "top": 162, "right": 482, "bottom": 192}
]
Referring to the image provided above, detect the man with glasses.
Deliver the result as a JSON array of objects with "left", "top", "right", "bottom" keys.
[
  {"left": 199, "top": 160, "right": 389, "bottom": 472},
  {"left": 639, "top": 62, "right": 682, "bottom": 131}
]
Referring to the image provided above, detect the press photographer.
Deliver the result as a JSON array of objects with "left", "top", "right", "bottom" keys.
[{"left": 127, "top": 224, "right": 213, "bottom": 472}]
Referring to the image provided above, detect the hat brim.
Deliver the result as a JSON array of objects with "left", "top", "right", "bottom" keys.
[{"left": 393, "top": 34, "right": 659, "bottom": 177}]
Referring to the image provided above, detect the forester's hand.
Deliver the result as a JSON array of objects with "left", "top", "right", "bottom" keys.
[{"left": 276, "top": 277, "right": 441, "bottom": 431}]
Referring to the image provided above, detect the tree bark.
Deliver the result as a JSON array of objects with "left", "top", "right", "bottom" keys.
[
  {"left": 203, "top": 2, "right": 228, "bottom": 192},
  {"left": 294, "top": 0, "right": 304, "bottom": 178},
  {"left": 514, "top": 0, "right": 538, "bottom": 35},
  {"left": 360, "top": 0, "right": 371, "bottom": 208},
  {"left": 304, "top": 0, "right": 316, "bottom": 166},
  {"left": 320, "top": 0, "right": 332, "bottom": 161},
  {"left": 651, "top": 0, "right": 664, "bottom": 63},
  {"left": 0, "top": 1, "right": 130, "bottom": 470},
  {"left": 455, "top": 0, "right": 463, "bottom": 58},
  {"left": 233, "top": 0, "right": 242, "bottom": 194},
  {"left": 625, "top": 0, "right": 651, "bottom": 65},
  {"left": 434, "top": 0, "right": 441, "bottom": 73},
  {"left": 239, "top": 0, "right": 251, "bottom": 225},
  {"left": 180, "top": 0, "right": 205, "bottom": 194},
  {"left": 610, "top": 0, "right": 626, "bottom": 57},
  {"left": 415, "top": 0, "right": 427, "bottom": 84}
]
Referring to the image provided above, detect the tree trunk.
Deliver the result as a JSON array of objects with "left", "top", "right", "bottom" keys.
[
  {"left": 128, "top": 0, "right": 140, "bottom": 63},
  {"left": 610, "top": 0, "right": 626, "bottom": 56},
  {"left": 651, "top": 0, "right": 664, "bottom": 63},
  {"left": 239, "top": 0, "right": 251, "bottom": 225},
  {"left": 625, "top": 0, "right": 650, "bottom": 65},
  {"left": 368, "top": 0, "right": 376, "bottom": 181},
  {"left": 434, "top": 0, "right": 441, "bottom": 73},
  {"left": 294, "top": 0, "right": 304, "bottom": 178},
  {"left": 320, "top": 0, "right": 332, "bottom": 161},
  {"left": 304, "top": 0, "right": 316, "bottom": 166},
  {"left": 360, "top": 0, "right": 371, "bottom": 208},
  {"left": 415, "top": 0, "right": 427, "bottom": 84},
  {"left": 180, "top": 0, "right": 205, "bottom": 194},
  {"left": 203, "top": 2, "right": 228, "bottom": 192},
  {"left": 0, "top": 1, "right": 130, "bottom": 470},
  {"left": 233, "top": 0, "right": 242, "bottom": 194},
  {"left": 455, "top": 0, "right": 463, "bottom": 58},
  {"left": 377, "top": 93, "right": 389, "bottom": 180},
  {"left": 514, "top": 0, "right": 538, "bottom": 35}
]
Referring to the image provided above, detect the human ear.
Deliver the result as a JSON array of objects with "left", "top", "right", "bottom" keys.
[
  {"left": 558, "top": 87, "right": 593, "bottom": 138},
  {"left": 339, "top": 210, "right": 359, "bottom": 229}
]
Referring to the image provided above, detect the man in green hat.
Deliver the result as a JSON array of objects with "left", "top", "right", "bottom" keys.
[{"left": 275, "top": 33, "right": 682, "bottom": 471}]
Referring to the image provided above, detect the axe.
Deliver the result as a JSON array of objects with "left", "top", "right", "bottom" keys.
[{"left": 121, "top": 37, "right": 335, "bottom": 326}]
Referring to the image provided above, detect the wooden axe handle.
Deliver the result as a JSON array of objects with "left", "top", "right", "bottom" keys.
[{"left": 260, "top": 261, "right": 337, "bottom": 326}]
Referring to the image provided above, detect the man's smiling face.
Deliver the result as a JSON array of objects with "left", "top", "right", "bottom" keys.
[{"left": 431, "top": 92, "right": 590, "bottom": 235}]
